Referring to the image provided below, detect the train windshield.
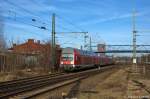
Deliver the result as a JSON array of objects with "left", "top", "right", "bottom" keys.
[{"left": 62, "top": 54, "right": 73, "bottom": 61}]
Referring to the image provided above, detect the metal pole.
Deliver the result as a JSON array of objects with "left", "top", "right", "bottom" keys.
[
  {"left": 90, "top": 37, "right": 92, "bottom": 51},
  {"left": 146, "top": 55, "right": 148, "bottom": 64},
  {"left": 132, "top": 11, "right": 137, "bottom": 65},
  {"left": 84, "top": 32, "right": 88, "bottom": 50},
  {"left": 51, "top": 13, "right": 56, "bottom": 72}
]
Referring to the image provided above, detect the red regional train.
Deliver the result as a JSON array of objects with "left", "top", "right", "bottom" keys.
[{"left": 60, "top": 47, "right": 113, "bottom": 71}]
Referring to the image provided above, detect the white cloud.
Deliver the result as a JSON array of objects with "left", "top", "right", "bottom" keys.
[{"left": 79, "top": 11, "right": 147, "bottom": 26}]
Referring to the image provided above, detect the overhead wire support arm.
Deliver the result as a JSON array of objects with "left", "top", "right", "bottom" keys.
[
  {"left": 56, "top": 32, "right": 88, "bottom": 34},
  {"left": 56, "top": 31, "right": 88, "bottom": 50}
]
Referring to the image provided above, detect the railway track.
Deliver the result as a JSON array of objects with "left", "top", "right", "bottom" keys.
[
  {"left": 0, "top": 72, "right": 64, "bottom": 86},
  {"left": 0, "top": 66, "right": 113, "bottom": 99},
  {"left": 0, "top": 72, "right": 65, "bottom": 98},
  {"left": 132, "top": 80, "right": 150, "bottom": 94}
]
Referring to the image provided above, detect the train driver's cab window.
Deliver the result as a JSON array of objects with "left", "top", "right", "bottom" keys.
[{"left": 62, "top": 54, "right": 73, "bottom": 61}]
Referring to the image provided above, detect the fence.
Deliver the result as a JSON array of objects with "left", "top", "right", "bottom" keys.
[{"left": 0, "top": 50, "right": 61, "bottom": 73}]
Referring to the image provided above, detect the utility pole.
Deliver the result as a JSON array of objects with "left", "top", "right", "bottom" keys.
[
  {"left": 133, "top": 10, "right": 137, "bottom": 64},
  {"left": 146, "top": 55, "right": 148, "bottom": 64},
  {"left": 132, "top": 10, "right": 137, "bottom": 72},
  {"left": 84, "top": 32, "right": 88, "bottom": 50},
  {"left": 89, "top": 37, "right": 92, "bottom": 51},
  {"left": 51, "top": 13, "right": 56, "bottom": 72}
]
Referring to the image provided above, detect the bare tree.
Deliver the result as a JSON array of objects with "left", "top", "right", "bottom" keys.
[{"left": 0, "top": 10, "right": 6, "bottom": 51}]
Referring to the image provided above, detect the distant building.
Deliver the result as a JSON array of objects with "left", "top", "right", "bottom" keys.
[
  {"left": 97, "top": 44, "right": 106, "bottom": 56},
  {"left": 9, "top": 39, "right": 61, "bottom": 53},
  {"left": 8, "top": 39, "right": 61, "bottom": 70},
  {"left": 10, "top": 39, "right": 43, "bottom": 53}
]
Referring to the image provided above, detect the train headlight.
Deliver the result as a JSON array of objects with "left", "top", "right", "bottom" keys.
[{"left": 71, "top": 61, "right": 74, "bottom": 64}]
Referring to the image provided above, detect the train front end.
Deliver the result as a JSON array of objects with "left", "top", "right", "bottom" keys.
[{"left": 60, "top": 48, "right": 75, "bottom": 70}]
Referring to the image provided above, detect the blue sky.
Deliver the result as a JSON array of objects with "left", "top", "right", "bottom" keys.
[{"left": 0, "top": 0, "right": 150, "bottom": 49}]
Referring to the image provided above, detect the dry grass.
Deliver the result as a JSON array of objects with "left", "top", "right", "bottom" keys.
[
  {"left": 95, "top": 69, "right": 128, "bottom": 99},
  {"left": 0, "top": 72, "right": 17, "bottom": 82},
  {"left": 0, "top": 67, "right": 48, "bottom": 82},
  {"left": 78, "top": 68, "right": 128, "bottom": 99}
]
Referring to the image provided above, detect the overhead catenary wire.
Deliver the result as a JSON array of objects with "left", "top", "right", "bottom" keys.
[
  {"left": 3, "top": 0, "right": 81, "bottom": 32},
  {"left": 5, "top": 23, "right": 49, "bottom": 38},
  {"left": 4, "top": 15, "right": 50, "bottom": 31},
  {"left": 0, "top": 9, "right": 51, "bottom": 32},
  {"left": 3, "top": 0, "right": 51, "bottom": 26},
  {"left": 3, "top": 15, "right": 50, "bottom": 38},
  {"left": 56, "top": 14, "right": 85, "bottom": 32},
  {"left": 27, "top": 0, "right": 84, "bottom": 32},
  {"left": 4, "top": 13, "right": 83, "bottom": 41},
  {"left": 7, "top": 18, "right": 87, "bottom": 49},
  {"left": 2, "top": 0, "right": 79, "bottom": 31},
  {"left": 3, "top": 0, "right": 86, "bottom": 33},
  {"left": 0, "top": 19, "right": 49, "bottom": 40},
  {"left": 2, "top": 0, "right": 89, "bottom": 48}
]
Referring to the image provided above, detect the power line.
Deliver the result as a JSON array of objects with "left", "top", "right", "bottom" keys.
[
  {"left": 5, "top": 26, "right": 47, "bottom": 39},
  {"left": 3, "top": 18, "right": 50, "bottom": 38},
  {"left": 56, "top": 14, "right": 85, "bottom": 32},
  {"left": 3, "top": 0, "right": 51, "bottom": 26},
  {"left": 23, "top": 0, "right": 77, "bottom": 32},
  {"left": 4, "top": 15, "right": 50, "bottom": 31},
  {"left": 26, "top": 0, "right": 77, "bottom": 31},
  {"left": 3, "top": 0, "right": 86, "bottom": 34},
  {"left": 4, "top": 12, "right": 85, "bottom": 40},
  {"left": 2, "top": 0, "right": 88, "bottom": 48},
  {"left": 29, "top": 0, "right": 70, "bottom": 32},
  {"left": 1, "top": 9, "right": 50, "bottom": 31},
  {"left": 56, "top": 23, "right": 74, "bottom": 32}
]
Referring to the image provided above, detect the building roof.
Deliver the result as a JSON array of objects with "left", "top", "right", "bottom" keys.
[{"left": 9, "top": 39, "right": 61, "bottom": 54}]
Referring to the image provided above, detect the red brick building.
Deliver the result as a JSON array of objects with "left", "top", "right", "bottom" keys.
[
  {"left": 9, "top": 39, "right": 61, "bottom": 70},
  {"left": 11, "top": 39, "right": 46, "bottom": 54}
]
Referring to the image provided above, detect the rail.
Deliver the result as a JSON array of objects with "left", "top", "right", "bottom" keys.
[{"left": 0, "top": 66, "right": 113, "bottom": 98}]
